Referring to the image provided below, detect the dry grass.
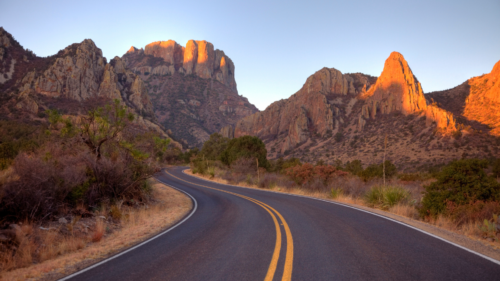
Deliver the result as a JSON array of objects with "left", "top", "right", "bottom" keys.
[
  {"left": 187, "top": 169, "right": 500, "bottom": 250},
  {"left": 0, "top": 179, "right": 192, "bottom": 281}
]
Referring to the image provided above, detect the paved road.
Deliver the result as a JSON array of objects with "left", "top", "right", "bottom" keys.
[{"left": 64, "top": 166, "right": 500, "bottom": 281}]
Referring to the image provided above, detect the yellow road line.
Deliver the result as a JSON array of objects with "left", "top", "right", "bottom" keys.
[{"left": 164, "top": 169, "right": 294, "bottom": 281}]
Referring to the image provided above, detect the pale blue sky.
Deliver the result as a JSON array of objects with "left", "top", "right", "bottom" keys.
[{"left": 1, "top": 0, "right": 499, "bottom": 110}]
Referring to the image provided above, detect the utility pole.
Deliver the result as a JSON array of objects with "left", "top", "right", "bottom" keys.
[
  {"left": 383, "top": 134, "right": 387, "bottom": 187},
  {"left": 256, "top": 158, "right": 260, "bottom": 184}
]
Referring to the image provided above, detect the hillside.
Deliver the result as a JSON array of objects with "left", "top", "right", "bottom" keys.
[
  {"left": 0, "top": 27, "right": 170, "bottom": 139},
  {"left": 427, "top": 60, "right": 500, "bottom": 136},
  {"left": 122, "top": 40, "right": 258, "bottom": 147},
  {"left": 222, "top": 52, "right": 500, "bottom": 171}
]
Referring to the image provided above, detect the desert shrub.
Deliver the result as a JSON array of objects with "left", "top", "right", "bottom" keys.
[
  {"left": 200, "top": 133, "right": 229, "bottom": 161},
  {"left": 359, "top": 160, "right": 397, "bottom": 181},
  {"left": 219, "top": 136, "right": 269, "bottom": 169},
  {"left": 344, "top": 160, "right": 363, "bottom": 176},
  {"left": 259, "top": 173, "right": 279, "bottom": 189},
  {"left": 493, "top": 159, "right": 500, "bottom": 178},
  {"left": 303, "top": 177, "right": 327, "bottom": 192},
  {"left": 364, "top": 185, "right": 410, "bottom": 210},
  {"left": 231, "top": 158, "right": 257, "bottom": 175},
  {"left": 330, "top": 188, "right": 343, "bottom": 199},
  {"left": 398, "top": 172, "right": 432, "bottom": 182},
  {"left": 285, "top": 163, "right": 347, "bottom": 185},
  {"left": 0, "top": 101, "right": 160, "bottom": 222},
  {"left": 445, "top": 200, "right": 500, "bottom": 226},
  {"left": 328, "top": 176, "right": 367, "bottom": 197},
  {"left": 419, "top": 159, "right": 500, "bottom": 217},
  {"left": 0, "top": 120, "right": 47, "bottom": 170},
  {"left": 190, "top": 157, "right": 208, "bottom": 174},
  {"left": 269, "top": 157, "right": 301, "bottom": 173},
  {"left": 334, "top": 132, "right": 343, "bottom": 142}
]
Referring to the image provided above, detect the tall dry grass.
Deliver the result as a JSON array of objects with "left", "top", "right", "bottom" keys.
[
  {"left": 0, "top": 180, "right": 192, "bottom": 280},
  {"left": 188, "top": 166, "right": 500, "bottom": 247}
]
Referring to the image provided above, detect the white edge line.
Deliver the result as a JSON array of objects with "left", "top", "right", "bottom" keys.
[
  {"left": 58, "top": 174, "right": 198, "bottom": 281},
  {"left": 181, "top": 168, "right": 500, "bottom": 266}
]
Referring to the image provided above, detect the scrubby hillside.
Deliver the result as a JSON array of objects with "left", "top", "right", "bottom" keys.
[
  {"left": 122, "top": 40, "right": 258, "bottom": 147},
  {"left": 221, "top": 52, "right": 500, "bottom": 171}
]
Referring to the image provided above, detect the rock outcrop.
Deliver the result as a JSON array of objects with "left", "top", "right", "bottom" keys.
[
  {"left": 428, "top": 59, "right": 500, "bottom": 136},
  {"left": 122, "top": 39, "right": 257, "bottom": 147},
  {"left": 130, "top": 39, "right": 237, "bottom": 93},
  {"left": 0, "top": 28, "right": 171, "bottom": 140},
  {"left": 223, "top": 51, "right": 493, "bottom": 170},
  {"left": 360, "top": 52, "right": 456, "bottom": 132},
  {"left": 230, "top": 67, "right": 376, "bottom": 153}
]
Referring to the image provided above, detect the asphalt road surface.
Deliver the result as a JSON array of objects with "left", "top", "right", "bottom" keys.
[{"left": 63, "top": 166, "right": 500, "bottom": 281}]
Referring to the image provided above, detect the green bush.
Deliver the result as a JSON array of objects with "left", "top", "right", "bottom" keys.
[
  {"left": 359, "top": 160, "right": 397, "bottom": 181},
  {"left": 201, "top": 133, "right": 229, "bottom": 161},
  {"left": 493, "top": 159, "right": 500, "bottom": 178},
  {"left": 345, "top": 160, "right": 363, "bottom": 176},
  {"left": 364, "top": 185, "right": 410, "bottom": 209},
  {"left": 420, "top": 159, "right": 500, "bottom": 217},
  {"left": 219, "top": 136, "right": 269, "bottom": 169}
]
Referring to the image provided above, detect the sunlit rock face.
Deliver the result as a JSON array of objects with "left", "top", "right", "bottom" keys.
[
  {"left": 361, "top": 52, "right": 456, "bottom": 132},
  {"left": 231, "top": 67, "right": 375, "bottom": 154},
  {"left": 0, "top": 27, "right": 173, "bottom": 140},
  {"left": 363, "top": 52, "right": 427, "bottom": 114},
  {"left": 145, "top": 40, "right": 184, "bottom": 67},
  {"left": 123, "top": 39, "right": 257, "bottom": 147},
  {"left": 461, "top": 60, "right": 500, "bottom": 135},
  {"left": 136, "top": 40, "right": 237, "bottom": 93}
]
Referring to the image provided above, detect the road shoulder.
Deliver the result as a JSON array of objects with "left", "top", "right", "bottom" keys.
[{"left": 184, "top": 169, "right": 500, "bottom": 263}]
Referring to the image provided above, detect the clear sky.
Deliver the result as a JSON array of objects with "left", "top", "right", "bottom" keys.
[{"left": 1, "top": 0, "right": 499, "bottom": 110}]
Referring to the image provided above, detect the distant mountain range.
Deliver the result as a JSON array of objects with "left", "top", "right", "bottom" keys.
[
  {"left": 1, "top": 26, "right": 498, "bottom": 170},
  {"left": 0, "top": 27, "right": 258, "bottom": 148},
  {"left": 221, "top": 52, "right": 500, "bottom": 171}
]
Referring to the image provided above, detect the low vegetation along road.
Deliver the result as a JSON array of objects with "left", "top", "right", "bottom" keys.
[{"left": 63, "top": 166, "right": 500, "bottom": 281}]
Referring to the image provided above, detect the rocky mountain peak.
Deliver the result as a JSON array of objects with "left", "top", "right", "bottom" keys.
[
  {"left": 122, "top": 38, "right": 256, "bottom": 147},
  {"left": 127, "top": 39, "right": 237, "bottom": 93},
  {"left": 364, "top": 51, "right": 427, "bottom": 115}
]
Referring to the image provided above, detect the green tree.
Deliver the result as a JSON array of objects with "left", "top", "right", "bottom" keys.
[
  {"left": 420, "top": 159, "right": 500, "bottom": 217},
  {"left": 359, "top": 160, "right": 397, "bottom": 181},
  {"left": 201, "top": 133, "right": 229, "bottom": 160},
  {"left": 345, "top": 160, "right": 363, "bottom": 176},
  {"left": 219, "top": 135, "right": 269, "bottom": 169},
  {"left": 153, "top": 136, "right": 171, "bottom": 161},
  {"left": 79, "top": 99, "right": 135, "bottom": 160},
  {"left": 493, "top": 158, "right": 500, "bottom": 179}
]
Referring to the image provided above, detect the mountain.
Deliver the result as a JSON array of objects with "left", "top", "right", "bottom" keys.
[
  {"left": 222, "top": 52, "right": 500, "bottom": 171},
  {"left": 427, "top": 60, "right": 500, "bottom": 136},
  {"left": 0, "top": 27, "right": 168, "bottom": 139},
  {"left": 122, "top": 40, "right": 258, "bottom": 147}
]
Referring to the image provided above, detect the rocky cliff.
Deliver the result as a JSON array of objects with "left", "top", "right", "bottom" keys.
[
  {"left": 0, "top": 27, "right": 169, "bottom": 139},
  {"left": 224, "top": 52, "right": 499, "bottom": 171},
  {"left": 427, "top": 60, "right": 500, "bottom": 136},
  {"left": 122, "top": 40, "right": 258, "bottom": 147}
]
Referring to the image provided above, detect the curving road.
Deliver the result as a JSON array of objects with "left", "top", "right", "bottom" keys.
[{"left": 63, "top": 166, "right": 500, "bottom": 281}]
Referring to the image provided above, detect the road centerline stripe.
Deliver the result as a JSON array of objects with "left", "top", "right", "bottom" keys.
[{"left": 165, "top": 169, "right": 294, "bottom": 281}]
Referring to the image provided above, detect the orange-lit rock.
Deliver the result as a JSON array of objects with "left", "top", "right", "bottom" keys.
[
  {"left": 145, "top": 40, "right": 184, "bottom": 67},
  {"left": 183, "top": 40, "right": 198, "bottom": 75},
  {"left": 195, "top": 40, "right": 215, "bottom": 79},
  {"left": 232, "top": 68, "right": 373, "bottom": 153},
  {"left": 461, "top": 59, "right": 500, "bottom": 135},
  {"left": 127, "top": 40, "right": 237, "bottom": 93},
  {"left": 364, "top": 52, "right": 427, "bottom": 114}
]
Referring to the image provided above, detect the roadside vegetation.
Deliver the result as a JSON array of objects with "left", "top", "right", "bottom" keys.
[
  {"left": 190, "top": 133, "right": 500, "bottom": 247},
  {"left": 0, "top": 99, "right": 184, "bottom": 275}
]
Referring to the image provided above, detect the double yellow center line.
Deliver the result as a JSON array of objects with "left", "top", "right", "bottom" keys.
[{"left": 165, "top": 170, "right": 294, "bottom": 281}]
